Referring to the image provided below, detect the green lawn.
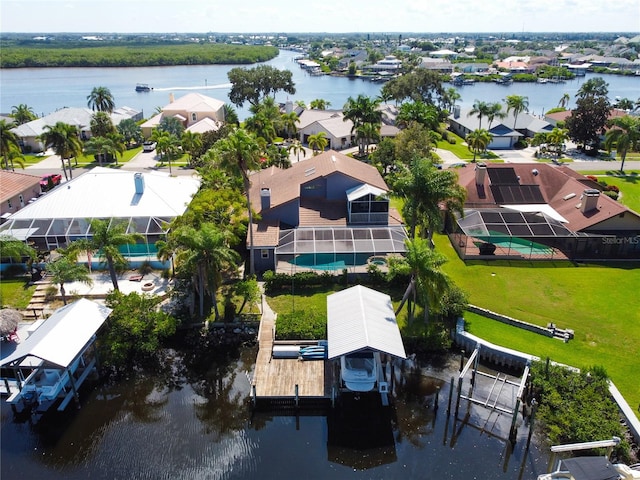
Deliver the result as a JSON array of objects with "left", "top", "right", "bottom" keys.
[
  {"left": 0, "top": 276, "right": 36, "bottom": 309},
  {"left": 433, "top": 233, "right": 640, "bottom": 410},
  {"left": 436, "top": 132, "right": 502, "bottom": 162}
]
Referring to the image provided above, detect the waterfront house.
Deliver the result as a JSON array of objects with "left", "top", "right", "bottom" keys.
[
  {"left": 296, "top": 109, "right": 355, "bottom": 151},
  {"left": 0, "top": 167, "right": 200, "bottom": 266},
  {"left": 11, "top": 107, "right": 142, "bottom": 153},
  {"left": 247, "top": 150, "right": 407, "bottom": 273},
  {"left": 140, "top": 92, "right": 225, "bottom": 138},
  {"left": 451, "top": 163, "right": 640, "bottom": 260}
]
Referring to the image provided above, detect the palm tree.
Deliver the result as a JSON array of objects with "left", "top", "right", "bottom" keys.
[
  {"left": 280, "top": 111, "right": 299, "bottom": 140},
  {"left": 87, "top": 86, "right": 115, "bottom": 113},
  {"left": 171, "top": 223, "right": 239, "bottom": 319},
  {"left": 0, "top": 235, "right": 36, "bottom": 263},
  {"left": 466, "top": 129, "right": 493, "bottom": 162},
  {"left": 394, "top": 158, "right": 466, "bottom": 241},
  {"left": 486, "top": 102, "right": 507, "bottom": 130},
  {"left": 117, "top": 118, "right": 143, "bottom": 148},
  {"left": 505, "top": 95, "right": 529, "bottom": 130},
  {"left": 309, "top": 98, "right": 330, "bottom": 110},
  {"left": 39, "top": 122, "right": 82, "bottom": 180},
  {"left": 86, "top": 218, "right": 144, "bottom": 291},
  {"left": 343, "top": 94, "right": 382, "bottom": 156},
  {"left": 389, "top": 237, "right": 451, "bottom": 323},
  {"left": 46, "top": 257, "right": 92, "bottom": 305},
  {"left": 84, "top": 136, "right": 117, "bottom": 166},
  {"left": 308, "top": 131, "right": 328, "bottom": 155},
  {"left": 10, "top": 104, "right": 37, "bottom": 125},
  {"left": 223, "top": 104, "right": 239, "bottom": 126},
  {"left": 558, "top": 93, "right": 571, "bottom": 109},
  {"left": 181, "top": 130, "right": 203, "bottom": 166},
  {"left": 443, "top": 87, "right": 462, "bottom": 113},
  {"left": 287, "top": 140, "right": 306, "bottom": 163},
  {"left": 468, "top": 100, "right": 491, "bottom": 129},
  {"left": 210, "top": 128, "right": 261, "bottom": 275},
  {"left": 355, "top": 122, "right": 380, "bottom": 155},
  {"left": 0, "top": 120, "right": 21, "bottom": 171},
  {"left": 604, "top": 115, "right": 640, "bottom": 173},
  {"left": 547, "top": 127, "right": 569, "bottom": 156},
  {"left": 90, "top": 111, "right": 116, "bottom": 137}
]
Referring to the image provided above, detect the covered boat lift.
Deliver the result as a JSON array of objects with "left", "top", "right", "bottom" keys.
[
  {"left": 1, "top": 298, "right": 112, "bottom": 413},
  {"left": 327, "top": 285, "right": 406, "bottom": 403}
]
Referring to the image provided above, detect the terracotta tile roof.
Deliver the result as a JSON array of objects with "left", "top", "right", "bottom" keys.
[
  {"left": 0, "top": 171, "right": 42, "bottom": 202},
  {"left": 457, "top": 162, "right": 635, "bottom": 233},
  {"left": 251, "top": 219, "right": 280, "bottom": 247},
  {"left": 249, "top": 149, "right": 389, "bottom": 213}
]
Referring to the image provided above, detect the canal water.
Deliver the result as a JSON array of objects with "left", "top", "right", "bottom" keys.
[
  {"left": 1, "top": 49, "right": 638, "bottom": 121},
  {"left": 1, "top": 345, "right": 551, "bottom": 480}
]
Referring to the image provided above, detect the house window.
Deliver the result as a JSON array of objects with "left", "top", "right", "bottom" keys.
[
  {"left": 7, "top": 199, "right": 12, "bottom": 209},
  {"left": 191, "top": 113, "right": 197, "bottom": 122},
  {"left": 261, "top": 249, "right": 269, "bottom": 259},
  {"left": 19, "top": 195, "right": 24, "bottom": 207}
]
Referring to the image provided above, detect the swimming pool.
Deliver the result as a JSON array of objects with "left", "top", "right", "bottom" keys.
[{"left": 289, "top": 253, "right": 375, "bottom": 270}]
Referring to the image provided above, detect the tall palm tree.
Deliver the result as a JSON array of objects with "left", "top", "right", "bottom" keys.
[
  {"left": 308, "top": 131, "right": 328, "bottom": 155},
  {"left": 343, "top": 94, "right": 382, "bottom": 156},
  {"left": 280, "top": 111, "right": 299, "bottom": 140},
  {"left": 394, "top": 158, "right": 466, "bottom": 241},
  {"left": 85, "top": 218, "right": 144, "bottom": 291},
  {"left": 558, "top": 93, "right": 571, "bottom": 109},
  {"left": 11, "top": 104, "right": 37, "bottom": 125},
  {"left": 210, "top": 128, "right": 261, "bottom": 275},
  {"left": 390, "top": 237, "right": 451, "bottom": 323},
  {"left": 87, "top": 86, "right": 115, "bottom": 113},
  {"left": 486, "top": 102, "right": 507, "bottom": 130},
  {"left": 355, "top": 122, "right": 380, "bottom": 155},
  {"left": 443, "top": 87, "right": 461, "bottom": 113},
  {"left": 39, "top": 122, "right": 82, "bottom": 180},
  {"left": 604, "top": 115, "right": 640, "bottom": 173},
  {"left": 171, "top": 223, "right": 239, "bottom": 319},
  {"left": 466, "top": 129, "right": 493, "bottom": 162},
  {"left": 505, "top": 95, "right": 529, "bottom": 130},
  {"left": 287, "top": 140, "right": 306, "bottom": 163},
  {"left": 468, "top": 100, "right": 491, "bottom": 129},
  {"left": 0, "top": 120, "right": 21, "bottom": 171},
  {"left": 46, "top": 256, "right": 92, "bottom": 305}
]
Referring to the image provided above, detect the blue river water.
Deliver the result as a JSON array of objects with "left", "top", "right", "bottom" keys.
[{"left": 1, "top": 49, "right": 638, "bottom": 121}]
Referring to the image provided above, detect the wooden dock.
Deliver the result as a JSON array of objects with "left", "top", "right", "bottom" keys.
[{"left": 251, "top": 296, "right": 332, "bottom": 406}]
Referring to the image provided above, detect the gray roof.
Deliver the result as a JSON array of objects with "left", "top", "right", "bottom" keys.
[
  {"left": 450, "top": 107, "right": 551, "bottom": 134},
  {"left": 327, "top": 285, "right": 407, "bottom": 360},
  {"left": 0, "top": 299, "right": 111, "bottom": 369}
]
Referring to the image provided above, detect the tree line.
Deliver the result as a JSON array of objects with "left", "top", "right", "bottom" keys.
[{"left": 0, "top": 43, "right": 278, "bottom": 68}]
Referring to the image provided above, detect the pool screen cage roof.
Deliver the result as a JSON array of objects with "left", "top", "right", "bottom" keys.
[
  {"left": 457, "top": 208, "right": 576, "bottom": 239},
  {"left": 0, "top": 216, "right": 173, "bottom": 242},
  {"left": 275, "top": 226, "right": 408, "bottom": 255}
]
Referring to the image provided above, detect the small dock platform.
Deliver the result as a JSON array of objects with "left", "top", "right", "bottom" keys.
[{"left": 250, "top": 297, "right": 333, "bottom": 409}]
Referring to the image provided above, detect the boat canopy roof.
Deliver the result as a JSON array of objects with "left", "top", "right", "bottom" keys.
[
  {"left": 0, "top": 299, "right": 111, "bottom": 369},
  {"left": 561, "top": 456, "right": 619, "bottom": 480},
  {"left": 327, "top": 285, "right": 406, "bottom": 360}
]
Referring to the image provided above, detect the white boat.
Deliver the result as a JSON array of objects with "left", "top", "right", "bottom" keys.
[
  {"left": 538, "top": 457, "right": 640, "bottom": 480},
  {"left": 340, "top": 351, "right": 379, "bottom": 392}
]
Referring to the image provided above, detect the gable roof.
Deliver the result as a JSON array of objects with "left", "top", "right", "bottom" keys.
[
  {"left": 249, "top": 149, "right": 388, "bottom": 212},
  {"left": 0, "top": 171, "right": 41, "bottom": 202},
  {"left": 327, "top": 285, "right": 406, "bottom": 360},
  {"left": 0, "top": 299, "right": 111, "bottom": 369},
  {"left": 296, "top": 109, "right": 345, "bottom": 130},
  {"left": 162, "top": 92, "right": 225, "bottom": 113}
]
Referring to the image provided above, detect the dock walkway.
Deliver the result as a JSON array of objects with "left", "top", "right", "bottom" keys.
[{"left": 251, "top": 294, "right": 330, "bottom": 403}]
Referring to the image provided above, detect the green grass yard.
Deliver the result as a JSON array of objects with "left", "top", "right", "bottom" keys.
[
  {"left": 0, "top": 277, "right": 36, "bottom": 310},
  {"left": 433, "top": 233, "right": 640, "bottom": 410}
]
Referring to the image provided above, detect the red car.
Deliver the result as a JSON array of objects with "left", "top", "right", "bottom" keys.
[{"left": 40, "top": 174, "right": 62, "bottom": 191}]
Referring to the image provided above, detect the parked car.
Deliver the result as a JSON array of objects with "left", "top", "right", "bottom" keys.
[
  {"left": 142, "top": 141, "right": 157, "bottom": 152},
  {"left": 40, "top": 174, "right": 62, "bottom": 191}
]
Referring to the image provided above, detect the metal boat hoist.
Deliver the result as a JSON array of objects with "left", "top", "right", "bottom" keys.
[{"left": 452, "top": 345, "right": 530, "bottom": 445}]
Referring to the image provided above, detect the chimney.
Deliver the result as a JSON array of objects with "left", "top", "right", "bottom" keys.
[
  {"left": 580, "top": 189, "right": 600, "bottom": 213},
  {"left": 260, "top": 187, "right": 271, "bottom": 210},
  {"left": 169, "top": 92, "right": 175, "bottom": 103},
  {"left": 134, "top": 172, "right": 145, "bottom": 194},
  {"left": 285, "top": 100, "right": 293, "bottom": 113},
  {"left": 475, "top": 163, "right": 487, "bottom": 186},
  {"left": 453, "top": 105, "right": 460, "bottom": 118}
]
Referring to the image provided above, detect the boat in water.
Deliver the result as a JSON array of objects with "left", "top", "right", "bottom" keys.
[
  {"left": 135, "top": 83, "right": 152, "bottom": 92},
  {"left": 340, "top": 351, "right": 380, "bottom": 392}
]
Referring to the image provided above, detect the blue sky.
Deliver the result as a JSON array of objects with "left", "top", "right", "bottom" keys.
[{"left": 2, "top": 0, "right": 639, "bottom": 33}]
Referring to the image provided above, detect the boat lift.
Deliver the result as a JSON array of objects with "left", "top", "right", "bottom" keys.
[{"left": 452, "top": 345, "right": 530, "bottom": 445}]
